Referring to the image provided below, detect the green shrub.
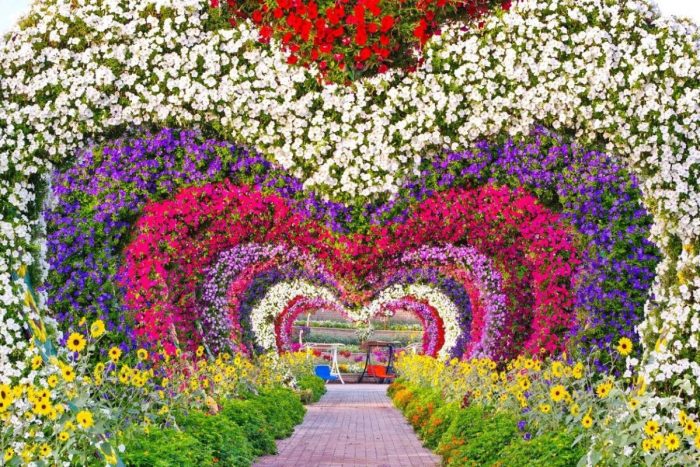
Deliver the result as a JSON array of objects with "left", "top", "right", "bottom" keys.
[
  {"left": 118, "top": 426, "right": 213, "bottom": 466},
  {"left": 494, "top": 430, "right": 587, "bottom": 467},
  {"left": 221, "top": 399, "right": 278, "bottom": 456},
  {"left": 404, "top": 387, "right": 443, "bottom": 433},
  {"left": 387, "top": 380, "right": 406, "bottom": 399},
  {"left": 258, "top": 387, "right": 306, "bottom": 424},
  {"left": 420, "top": 401, "right": 460, "bottom": 450},
  {"left": 246, "top": 398, "right": 294, "bottom": 439},
  {"left": 438, "top": 406, "right": 518, "bottom": 466},
  {"left": 297, "top": 374, "right": 326, "bottom": 403},
  {"left": 244, "top": 387, "right": 305, "bottom": 439},
  {"left": 175, "top": 410, "right": 254, "bottom": 466},
  {"left": 391, "top": 385, "right": 417, "bottom": 412}
]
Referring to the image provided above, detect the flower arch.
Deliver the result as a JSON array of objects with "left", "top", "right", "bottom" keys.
[
  {"left": 38, "top": 128, "right": 651, "bottom": 374},
  {"left": 0, "top": 0, "right": 697, "bottom": 404}
]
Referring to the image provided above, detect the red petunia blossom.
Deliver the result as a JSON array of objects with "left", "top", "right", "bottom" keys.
[
  {"left": 308, "top": 1, "right": 318, "bottom": 18},
  {"left": 380, "top": 15, "right": 395, "bottom": 32},
  {"left": 326, "top": 7, "right": 341, "bottom": 25},
  {"left": 354, "top": 4, "right": 366, "bottom": 23},
  {"left": 359, "top": 47, "right": 372, "bottom": 61},
  {"left": 413, "top": 19, "right": 428, "bottom": 43},
  {"left": 355, "top": 27, "right": 368, "bottom": 46},
  {"left": 259, "top": 25, "right": 273, "bottom": 41}
]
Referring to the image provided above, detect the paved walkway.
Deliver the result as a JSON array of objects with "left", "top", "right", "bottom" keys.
[{"left": 254, "top": 384, "right": 440, "bottom": 467}]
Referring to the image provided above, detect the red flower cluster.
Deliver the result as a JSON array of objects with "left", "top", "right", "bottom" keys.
[{"left": 211, "top": 0, "right": 511, "bottom": 83}]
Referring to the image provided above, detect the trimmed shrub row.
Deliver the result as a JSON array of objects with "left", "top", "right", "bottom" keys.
[
  {"left": 389, "top": 380, "right": 587, "bottom": 466},
  {"left": 118, "top": 385, "right": 314, "bottom": 466}
]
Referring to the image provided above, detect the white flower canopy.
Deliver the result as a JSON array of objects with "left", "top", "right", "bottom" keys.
[{"left": 0, "top": 0, "right": 699, "bottom": 402}]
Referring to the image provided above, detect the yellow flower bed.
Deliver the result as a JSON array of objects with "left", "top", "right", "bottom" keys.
[{"left": 394, "top": 346, "right": 700, "bottom": 464}]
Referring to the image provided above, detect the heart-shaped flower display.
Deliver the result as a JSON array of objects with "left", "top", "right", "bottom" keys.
[
  {"left": 210, "top": 0, "right": 511, "bottom": 83},
  {"left": 120, "top": 180, "right": 578, "bottom": 360},
  {"left": 201, "top": 243, "right": 498, "bottom": 357},
  {"left": 46, "top": 130, "right": 657, "bottom": 367}
]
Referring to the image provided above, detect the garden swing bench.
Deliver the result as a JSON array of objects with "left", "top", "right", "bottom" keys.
[
  {"left": 358, "top": 340, "right": 400, "bottom": 384},
  {"left": 306, "top": 343, "right": 345, "bottom": 384}
]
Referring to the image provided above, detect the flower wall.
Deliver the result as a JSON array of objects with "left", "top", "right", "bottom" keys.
[
  {"left": 39, "top": 129, "right": 653, "bottom": 370},
  {"left": 0, "top": 0, "right": 698, "bottom": 444}
]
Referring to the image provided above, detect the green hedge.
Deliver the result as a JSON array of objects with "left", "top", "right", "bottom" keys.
[
  {"left": 389, "top": 382, "right": 587, "bottom": 467},
  {"left": 421, "top": 402, "right": 460, "bottom": 450},
  {"left": 495, "top": 431, "right": 587, "bottom": 467},
  {"left": 175, "top": 410, "right": 254, "bottom": 466},
  {"left": 221, "top": 399, "right": 278, "bottom": 456},
  {"left": 242, "top": 387, "right": 305, "bottom": 439},
  {"left": 439, "top": 407, "right": 519, "bottom": 466},
  {"left": 120, "top": 386, "right": 307, "bottom": 466},
  {"left": 118, "top": 427, "right": 213, "bottom": 466},
  {"left": 297, "top": 374, "right": 327, "bottom": 403},
  {"left": 404, "top": 387, "right": 443, "bottom": 433}
]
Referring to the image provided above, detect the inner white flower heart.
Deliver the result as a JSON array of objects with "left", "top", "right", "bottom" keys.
[{"left": 249, "top": 279, "right": 462, "bottom": 358}]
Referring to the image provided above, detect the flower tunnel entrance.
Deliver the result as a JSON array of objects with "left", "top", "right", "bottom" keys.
[{"left": 43, "top": 130, "right": 659, "bottom": 379}]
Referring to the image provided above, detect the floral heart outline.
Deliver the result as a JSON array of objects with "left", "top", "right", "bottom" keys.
[{"left": 122, "top": 180, "right": 579, "bottom": 360}]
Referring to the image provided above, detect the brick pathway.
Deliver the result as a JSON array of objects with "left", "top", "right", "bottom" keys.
[{"left": 254, "top": 384, "right": 440, "bottom": 467}]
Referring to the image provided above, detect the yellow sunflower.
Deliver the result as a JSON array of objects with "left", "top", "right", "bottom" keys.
[
  {"left": 76, "top": 410, "right": 94, "bottom": 429},
  {"left": 31, "top": 355, "right": 43, "bottom": 370},
  {"left": 32, "top": 400, "right": 52, "bottom": 416},
  {"left": 616, "top": 337, "right": 633, "bottom": 356},
  {"left": 643, "top": 420, "right": 660, "bottom": 437},
  {"left": 581, "top": 414, "right": 593, "bottom": 429},
  {"left": 0, "top": 384, "right": 13, "bottom": 405},
  {"left": 595, "top": 381, "right": 612, "bottom": 399},
  {"left": 684, "top": 419, "right": 696, "bottom": 435},
  {"left": 38, "top": 444, "right": 51, "bottom": 458},
  {"left": 47, "top": 374, "right": 58, "bottom": 388},
  {"left": 90, "top": 319, "right": 106, "bottom": 338},
  {"left": 66, "top": 332, "right": 87, "bottom": 352},
  {"left": 569, "top": 404, "right": 580, "bottom": 416},
  {"left": 665, "top": 433, "right": 680, "bottom": 451},
  {"left": 108, "top": 347, "right": 122, "bottom": 362},
  {"left": 549, "top": 385, "right": 567, "bottom": 402},
  {"left": 61, "top": 366, "right": 76, "bottom": 383}
]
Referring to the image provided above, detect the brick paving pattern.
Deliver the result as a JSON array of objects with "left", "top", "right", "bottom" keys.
[{"left": 254, "top": 384, "right": 440, "bottom": 467}]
